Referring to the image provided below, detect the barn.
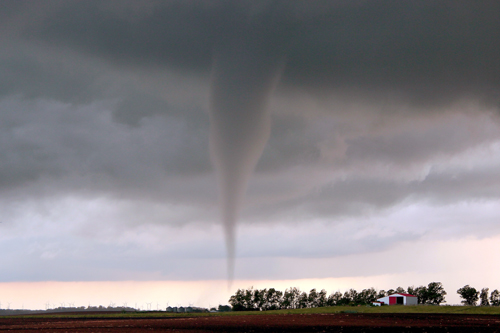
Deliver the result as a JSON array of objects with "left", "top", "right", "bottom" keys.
[{"left": 375, "top": 293, "right": 418, "bottom": 306}]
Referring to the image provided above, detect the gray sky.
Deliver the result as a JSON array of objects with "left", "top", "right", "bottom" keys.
[{"left": 1, "top": 1, "right": 500, "bottom": 305}]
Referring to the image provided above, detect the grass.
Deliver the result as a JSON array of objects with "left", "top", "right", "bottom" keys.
[
  {"left": 4, "top": 305, "right": 500, "bottom": 319},
  {"left": 266, "top": 305, "right": 500, "bottom": 315}
]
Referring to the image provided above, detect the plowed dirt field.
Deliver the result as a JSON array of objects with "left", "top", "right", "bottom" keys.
[{"left": 1, "top": 313, "right": 500, "bottom": 332}]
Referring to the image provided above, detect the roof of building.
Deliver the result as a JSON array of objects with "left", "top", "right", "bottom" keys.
[{"left": 390, "top": 293, "right": 416, "bottom": 297}]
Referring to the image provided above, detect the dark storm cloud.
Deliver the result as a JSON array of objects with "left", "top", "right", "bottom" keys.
[
  {"left": 5, "top": 0, "right": 499, "bottom": 108},
  {"left": 1, "top": 0, "right": 499, "bottom": 212},
  {"left": 0, "top": 97, "right": 212, "bottom": 199},
  {"left": 286, "top": 2, "right": 500, "bottom": 106},
  {"left": 0, "top": 44, "right": 104, "bottom": 103}
]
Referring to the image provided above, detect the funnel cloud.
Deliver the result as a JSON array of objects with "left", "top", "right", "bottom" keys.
[{"left": 209, "top": 27, "right": 286, "bottom": 281}]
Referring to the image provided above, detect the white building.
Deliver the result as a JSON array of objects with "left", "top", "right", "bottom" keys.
[{"left": 374, "top": 293, "right": 418, "bottom": 306}]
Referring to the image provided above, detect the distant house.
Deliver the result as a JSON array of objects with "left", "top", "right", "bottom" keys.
[{"left": 374, "top": 293, "right": 418, "bottom": 306}]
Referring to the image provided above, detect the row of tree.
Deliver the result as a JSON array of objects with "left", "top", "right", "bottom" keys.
[
  {"left": 228, "top": 282, "right": 447, "bottom": 311},
  {"left": 457, "top": 286, "right": 500, "bottom": 306}
]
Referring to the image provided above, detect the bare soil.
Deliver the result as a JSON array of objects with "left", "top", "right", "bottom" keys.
[{"left": 1, "top": 313, "right": 499, "bottom": 332}]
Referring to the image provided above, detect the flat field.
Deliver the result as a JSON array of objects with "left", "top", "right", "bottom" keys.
[{"left": 1, "top": 307, "right": 500, "bottom": 332}]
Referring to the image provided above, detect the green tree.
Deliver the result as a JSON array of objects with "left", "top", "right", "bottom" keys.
[
  {"left": 327, "top": 291, "right": 342, "bottom": 306},
  {"left": 377, "top": 290, "right": 388, "bottom": 298},
  {"left": 218, "top": 305, "right": 231, "bottom": 312},
  {"left": 252, "top": 288, "right": 266, "bottom": 311},
  {"left": 413, "top": 286, "right": 428, "bottom": 304},
  {"left": 426, "top": 282, "right": 447, "bottom": 305},
  {"left": 347, "top": 289, "right": 358, "bottom": 305},
  {"left": 490, "top": 289, "right": 500, "bottom": 306},
  {"left": 369, "top": 288, "right": 378, "bottom": 303},
  {"left": 359, "top": 288, "right": 377, "bottom": 304},
  {"left": 395, "top": 287, "right": 406, "bottom": 294},
  {"left": 317, "top": 289, "right": 328, "bottom": 307},
  {"left": 263, "top": 288, "right": 283, "bottom": 310},
  {"left": 308, "top": 289, "right": 319, "bottom": 308},
  {"left": 297, "top": 292, "right": 309, "bottom": 309},
  {"left": 337, "top": 291, "right": 351, "bottom": 306},
  {"left": 229, "top": 289, "right": 246, "bottom": 311},
  {"left": 243, "top": 288, "right": 255, "bottom": 310},
  {"left": 457, "top": 285, "right": 479, "bottom": 306},
  {"left": 480, "top": 288, "right": 490, "bottom": 306},
  {"left": 282, "top": 287, "right": 301, "bottom": 309},
  {"left": 386, "top": 289, "right": 395, "bottom": 296}
]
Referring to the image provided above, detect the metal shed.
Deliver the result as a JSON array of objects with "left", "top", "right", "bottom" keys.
[{"left": 376, "top": 293, "right": 418, "bottom": 305}]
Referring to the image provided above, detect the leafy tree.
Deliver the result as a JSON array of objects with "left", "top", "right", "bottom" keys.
[
  {"left": 386, "top": 289, "right": 395, "bottom": 296},
  {"left": 490, "top": 289, "right": 500, "bottom": 306},
  {"left": 480, "top": 288, "right": 490, "bottom": 306},
  {"left": 281, "top": 290, "right": 292, "bottom": 309},
  {"left": 282, "top": 287, "right": 301, "bottom": 309},
  {"left": 377, "top": 290, "right": 388, "bottom": 299},
  {"left": 395, "top": 287, "right": 406, "bottom": 294},
  {"left": 457, "top": 285, "right": 479, "bottom": 306},
  {"left": 218, "top": 305, "right": 231, "bottom": 312},
  {"left": 327, "top": 291, "right": 342, "bottom": 306},
  {"left": 337, "top": 291, "right": 351, "bottom": 306},
  {"left": 308, "top": 289, "right": 319, "bottom": 308},
  {"left": 407, "top": 286, "right": 416, "bottom": 296},
  {"left": 413, "top": 286, "right": 428, "bottom": 304},
  {"left": 229, "top": 289, "right": 247, "bottom": 311},
  {"left": 347, "top": 289, "right": 358, "bottom": 305},
  {"left": 426, "top": 282, "right": 447, "bottom": 305},
  {"left": 297, "top": 292, "right": 309, "bottom": 309},
  {"left": 263, "top": 288, "right": 283, "bottom": 310},
  {"left": 244, "top": 288, "right": 255, "bottom": 310},
  {"left": 358, "top": 288, "right": 377, "bottom": 305},
  {"left": 253, "top": 288, "right": 266, "bottom": 310},
  {"left": 317, "top": 289, "right": 328, "bottom": 307}
]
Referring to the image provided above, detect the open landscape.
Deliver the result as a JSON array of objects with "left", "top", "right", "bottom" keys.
[
  {"left": 2, "top": 3, "right": 500, "bottom": 332},
  {"left": 2, "top": 307, "right": 500, "bottom": 332}
]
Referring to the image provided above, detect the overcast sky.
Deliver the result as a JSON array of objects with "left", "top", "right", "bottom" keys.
[{"left": 1, "top": 0, "right": 500, "bottom": 308}]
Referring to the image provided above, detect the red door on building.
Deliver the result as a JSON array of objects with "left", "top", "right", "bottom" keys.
[{"left": 389, "top": 296, "right": 404, "bottom": 305}]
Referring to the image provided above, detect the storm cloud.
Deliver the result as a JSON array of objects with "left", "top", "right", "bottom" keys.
[{"left": 1, "top": 1, "right": 500, "bottom": 282}]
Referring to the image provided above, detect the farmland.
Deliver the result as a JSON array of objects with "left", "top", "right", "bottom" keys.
[{"left": 1, "top": 306, "right": 500, "bottom": 332}]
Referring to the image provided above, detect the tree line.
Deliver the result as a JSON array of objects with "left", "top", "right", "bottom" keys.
[
  {"left": 228, "top": 282, "right": 447, "bottom": 311},
  {"left": 457, "top": 286, "right": 500, "bottom": 306}
]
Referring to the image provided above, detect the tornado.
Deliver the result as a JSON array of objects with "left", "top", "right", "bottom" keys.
[{"left": 209, "top": 31, "right": 285, "bottom": 282}]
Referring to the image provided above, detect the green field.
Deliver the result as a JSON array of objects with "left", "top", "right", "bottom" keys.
[
  {"left": 5, "top": 305, "right": 500, "bottom": 319},
  {"left": 268, "top": 305, "right": 500, "bottom": 315}
]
